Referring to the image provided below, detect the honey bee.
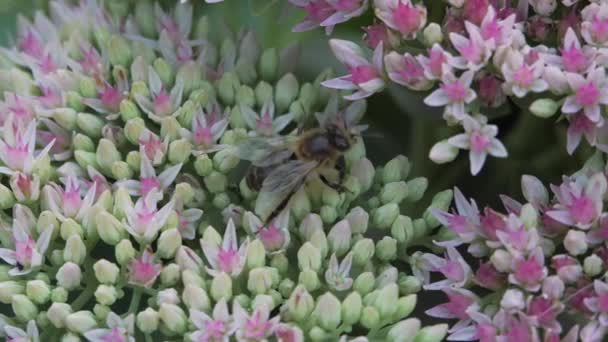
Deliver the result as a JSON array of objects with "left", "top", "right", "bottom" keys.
[{"left": 233, "top": 98, "right": 365, "bottom": 222}]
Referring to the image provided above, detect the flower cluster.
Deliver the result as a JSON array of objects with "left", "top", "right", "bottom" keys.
[
  {"left": 288, "top": 0, "right": 608, "bottom": 175},
  {"left": 0, "top": 1, "right": 450, "bottom": 341},
  {"left": 422, "top": 153, "right": 608, "bottom": 341}
]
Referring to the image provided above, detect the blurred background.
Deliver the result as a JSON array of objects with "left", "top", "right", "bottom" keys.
[{"left": 0, "top": 0, "right": 582, "bottom": 210}]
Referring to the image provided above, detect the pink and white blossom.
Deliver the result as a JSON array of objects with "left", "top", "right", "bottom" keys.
[
  {"left": 135, "top": 66, "right": 184, "bottom": 122},
  {"left": 201, "top": 219, "right": 249, "bottom": 277},
  {"left": 3, "top": 320, "right": 39, "bottom": 342},
  {"left": 241, "top": 101, "right": 295, "bottom": 137},
  {"left": 324, "top": 252, "right": 354, "bottom": 291},
  {"left": 84, "top": 312, "right": 135, "bottom": 342},
  {"left": 0, "top": 118, "right": 54, "bottom": 176},
  {"left": 115, "top": 147, "right": 181, "bottom": 197},
  {"left": 426, "top": 287, "right": 479, "bottom": 333},
  {"left": 0, "top": 221, "right": 53, "bottom": 276},
  {"left": 323, "top": 0, "right": 369, "bottom": 27},
  {"left": 508, "top": 247, "right": 548, "bottom": 292},
  {"left": 128, "top": 248, "right": 162, "bottom": 288},
  {"left": 546, "top": 173, "right": 606, "bottom": 229},
  {"left": 562, "top": 67, "right": 608, "bottom": 124},
  {"left": 373, "top": 0, "right": 427, "bottom": 39},
  {"left": 424, "top": 71, "right": 476, "bottom": 121},
  {"left": 581, "top": 2, "right": 608, "bottom": 47},
  {"left": 180, "top": 104, "right": 229, "bottom": 154},
  {"left": 190, "top": 298, "right": 236, "bottom": 342},
  {"left": 233, "top": 302, "right": 280, "bottom": 342},
  {"left": 450, "top": 22, "right": 493, "bottom": 71},
  {"left": 420, "top": 246, "right": 472, "bottom": 290},
  {"left": 501, "top": 50, "right": 548, "bottom": 97},
  {"left": 42, "top": 175, "right": 97, "bottom": 222},
  {"left": 584, "top": 280, "right": 608, "bottom": 326},
  {"left": 384, "top": 51, "right": 433, "bottom": 90},
  {"left": 123, "top": 190, "right": 176, "bottom": 243},
  {"left": 289, "top": 0, "right": 336, "bottom": 34}
]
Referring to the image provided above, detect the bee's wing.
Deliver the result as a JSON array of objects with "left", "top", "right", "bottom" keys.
[
  {"left": 231, "top": 137, "right": 294, "bottom": 167},
  {"left": 255, "top": 160, "right": 318, "bottom": 222}
]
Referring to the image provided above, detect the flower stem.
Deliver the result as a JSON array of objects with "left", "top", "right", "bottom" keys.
[
  {"left": 72, "top": 281, "right": 96, "bottom": 311},
  {"left": 128, "top": 287, "right": 143, "bottom": 314}
]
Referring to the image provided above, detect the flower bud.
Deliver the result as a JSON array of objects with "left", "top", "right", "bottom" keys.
[
  {"left": 376, "top": 237, "right": 398, "bottom": 261},
  {"left": 111, "top": 161, "right": 133, "bottom": 180},
  {"left": 51, "top": 287, "right": 68, "bottom": 303},
  {"left": 76, "top": 113, "right": 104, "bottom": 139},
  {"left": 66, "top": 310, "right": 98, "bottom": 334},
  {"left": 119, "top": 99, "right": 141, "bottom": 121},
  {"left": 380, "top": 181, "right": 409, "bottom": 204},
  {"left": 61, "top": 333, "right": 81, "bottom": 342},
  {"left": 542, "top": 275, "right": 565, "bottom": 298},
  {"left": 53, "top": 108, "right": 77, "bottom": 130},
  {"left": 361, "top": 306, "right": 381, "bottom": 330},
  {"left": 60, "top": 219, "right": 83, "bottom": 240},
  {"left": 383, "top": 156, "right": 409, "bottom": 183},
  {"left": 373, "top": 283, "right": 399, "bottom": 319},
  {"left": 137, "top": 308, "right": 159, "bottom": 334},
  {"left": 399, "top": 275, "right": 422, "bottom": 295},
  {"left": 320, "top": 205, "right": 337, "bottom": 224},
  {"left": 259, "top": 48, "right": 278, "bottom": 81},
  {"left": 96, "top": 211, "right": 124, "bottom": 245},
  {"left": 564, "top": 230, "right": 587, "bottom": 256},
  {"left": 405, "top": 177, "right": 427, "bottom": 202},
  {"left": 388, "top": 318, "right": 421, "bottom": 342},
  {"left": 107, "top": 35, "right": 132, "bottom": 66},
  {"left": 345, "top": 207, "right": 369, "bottom": 235},
  {"left": 56, "top": 262, "right": 82, "bottom": 290},
  {"left": 248, "top": 267, "right": 273, "bottom": 295},
  {"left": 161, "top": 264, "right": 181, "bottom": 286},
  {"left": 354, "top": 272, "right": 375, "bottom": 295},
  {"left": 168, "top": 139, "right": 191, "bottom": 165},
  {"left": 520, "top": 203, "right": 538, "bottom": 229},
  {"left": 328, "top": 220, "right": 351, "bottom": 256},
  {"left": 73, "top": 133, "right": 95, "bottom": 152},
  {"left": 350, "top": 158, "right": 375, "bottom": 192},
  {"left": 584, "top": 254, "right": 603, "bottom": 277},
  {"left": 74, "top": 151, "right": 99, "bottom": 170},
  {"left": 159, "top": 303, "right": 187, "bottom": 334},
  {"left": 47, "top": 303, "right": 72, "bottom": 328},
  {"left": 213, "top": 149, "right": 240, "bottom": 173},
  {"left": 218, "top": 72, "right": 240, "bottom": 105},
  {"left": 255, "top": 81, "right": 273, "bottom": 107},
  {"left": 251, "top": 294, "right": 275, "bottom": 312},
  {"left": 94, "top": 285, "right": 117, "bottom": 306},
  {"left": 175, "top": 246, "right": 204, "bottom": 273},
  {"left": 313, "top": 292, "right": 341, "bottom": 331},
  {"left": 210, "top": 273, "right": 233, "bottom": 301},
  {"left": 530, "top": 98, "right": 559, "bottom": 118},
  {"left": 501, "top": 289, "right": 525, "bottom": 311},
  {"left": 182, "top": 285, "right": 211, "bottom": 311},
  {"left": 204, "top": 171, "right": 228, "bottom": 193},
  {"left": 0, "top": 184, "right": 15, "bottom": 209},
  {"left": 286, "top": 285, "right": 314, "bottom": 321},
  {"left": 298, "top": 242, "right": 322, "bottom": 272},
  {"left": 26, "top": 280, "right": 50, "bottom": 304},
  {"left": 423, "top": 23, "right": 443, "bottom": 46},
  {"left": 112, "top": 187, "right": 133, "bottom": 220},
  {"left": 490, "top": 249, "right": 512, "bottom": 272},
  {"left": 299, "top": 214, "right": 323, "bottom": 240},
  {"left": 247, "top": 239, "right": 266, "bottom": 269},
  {"left": 275, "top": 73, "right": 299, "bottom": 113},
  {"left": 63, "top": 234, "right": 86, "bottom": 265},
  {"left": 157, "top": 228, "right": 182, "bottom": 259},
  {"left": 115, "top": 239, "right": 135, "bottom": 265},
  {"left": 373, "top": 203, "right": 399, "bottom": 229},
  {"left": 194, "top": 154, "right": 213, "bottom": 178},
  {"left": 12, "top": 294, "right": 37, "bottom": 321},
  {"left": 155, "top": 288, "right": 180, "bottom": 307},
  {"left": 414, "top": 324, "right": 448, "bottom": 342},
  {"left": 352, "top": 238, "right": 375, "bottom": 266},
  {"left": 341, "top": 291, "right": 362, "bottom": 325}
]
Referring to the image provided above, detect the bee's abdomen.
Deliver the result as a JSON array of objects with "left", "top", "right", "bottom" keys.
[
  {"left": 298, "top": 134, "right": 334, "bottom": 161},
  {"left": 246, "top": 166, "right": 271, "bottom": 191}
]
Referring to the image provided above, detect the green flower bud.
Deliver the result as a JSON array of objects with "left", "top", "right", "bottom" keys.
[
  {"left": 47, "top": 303, "right": 72, "bottom": 328},
  {"left": 66, "top": 311, "right": 97, "bottom": 334},
  {"left": 61, "top": 333, "right": 81, "bottom": 342},
  {"left": 298, "top": 242, "right": 322, "bottom": 272},
  {"left": 286, "top": 285, "right": 314, "bottom": 321},
  {"left": 259, "top": 48, "right": 278, "bottom": 81},
  {"left": 134, "top": 0, "right": 155, "bottom": 36},
  {"left": 160, "top": 116, "right": 182, "bottom": 142},
  {"left": 422, "top": 22, "right": 443, "bottom": 46},
  {"left": 270, "top": 253, "right": 289, "bottom": 275},
  {"left": 111, "top": 161, "right": 133, "bottom": 180},
  {"left": 374, "top": 283, "right": 399, "bottom": 319},
  {"left": 376, "top": 237, "right": 398, "bottom": 261},
  {"left": 247, "top": 239, "right": 266, "bottom": 270},
  {"left": 73, "top": 133, "right": 95, "bottom": 152},
  {"left": 322, "top": 186, "right": 341, "bottom": 208},
  {"left": 350, "top": 158, "right": 375, "bottom": 192},
  {"left": 360, "top": 306, "right": 380, "bottom": 330},
  {"left": 66, "top": 91, "right": 85, "bottom": 111},
  {"left": 248, "top": 267, "right": 273, "bottom": 295},
  {"left": 313, "top": 292, "right": 341, "bottom": 331},
  {"left": 530, "top": 98, "right": 560, "bottom": 118},
  {"left": 175, "top": 246, "right": 204, "bottom": 273},
  {"left": 584, "top": 254, "right": 604, "bottom": 277},
  {"left": 299, "top": 82, "right": 317, "bottom": 111},
  {"left": 255, "top": 81, "right": 273, "bottom": 107},
  {"left": 234, "top": 294, "right": 251, "bottom": 309},
  {"left": 390, "top": 215, "right": 409, "bottom": 244},
  {"left": 194, "top": 14, "right": 210, "bottom": 39},
  {"left": 157, "top": 228, "right": 182, "bottom": 259},
  {"left": 320, "top": 205, "right": 337, "bottom": 224},
  {"left": 161, "top": 264, "right": 181, "bottom": 287},
  {"left": 107, "top": 35, "right": 132, "bottom": 66},
  {"left": 159, "top": 303, "right": 187, "bottom": 334},
  {"left": 0, "top": 281, "right": 24, "bottom": 304},
  {"left": 252, "top": 294, "right": 275, "bottom": 312},
  {"left": 63, "top": 235, "right": 86, "bottom": 265},
  {"left": 279, "top": 278, "right": 295, "bottom": 298},
  {"left": 275, "top": 73, "right": 299, "bottom": 113},
  {"left": 204, "top": 171, "right": 228, "bottom": 193},
  {"left": 309, "top": 326, "right": 328, "bottom": 341},
  {"left": 298, "top": 268, "right": 320, "bottom": 292},
  {"left": 137, "top": 308, "right": 159, "bottom": 334},
  {"left": 218, "top": 72, "right": 240, "bottom": 106},
  {"left": 178, "top": 61, "right": 204, "bottom": 96},
  {"left": 60, "top": 219, "right": 83, "bottom": 240},
  {"left": 393, "top": 294, "right": 417, "bottom": 320},
  {"left": 429, "top": 140, "right": 458, "bottom": 164},
  {"left": 0, "top": 184, "right": 15, "bottom": 209},
  {"left": 119, "top": 99, "right": 141, "bottom": 121},
  {"left": 50, "top": 249, "right": 64, "bottom": 267},
  {"left": 210, "top": 273, "right": 233, "bottom": 301},
  {"left": 130, "top": 81, "right": 150, "bottom": 100},
  {"left": 125, "top": 151, "right": 141, "bottom": 171},
  {"left": 327, "top": 220, "right": 351, "bottom": 256},
  {"left": 174, "top": 183, "right": 195, "bottom": 206},
  {"left": 153, "top": 58, "right": 174, "bottom": 86},
  {"left": 51, "top": 287, "right": 68, "bottom": 303},
  {"left": 52, "top": 108, "right": 77, "bottom": 131},
  {"left": 341, "top": 291, "right": 362, "bottom": 325},
  {"left": 168, "top": 139, "right": 191, "bottom": 165},
  {"left": 76, "top": 113, "right": 104, "bottom": 139},
  {"left": 94, "top": 285, "right": 117, "bottom": 306},
  {"left": 213, "top": 149, "right": 240, "bottom": 173},
  {"left": 0, "top": 265, "right": 10, "bottom": 281},
  {"left": 115, "top": 239, "right": 136, "bottom": 266},
  {"left": 79, "top": 77, "right": 97, "bottom": 98},
  {"left": 520, "top": 203, "right": 538, "bottom": 230},
  {"left": 352, "top": 238, "right": 375, "bottom": 266},
  {"left": 194, "top": 154, "right": 214, "bottom": 177},
  {"left": 308, "top": 229, "right": 328, "bottom": 259},
  {"left": 399, "top": 275, "right": 422, "bottom": 295},
  {"left": 13, "top": 294, "right": 38, "bottom": 321},
  {"left": 229, "top": 106, "right": 247, "bottom": 129},
  {"left": 414, "top": 324, "right": 449, "bottom": 342},
  {"left": 56, "top": 262, "right": 82, "bottom": 290},
  {"left": 354, "top": 272, "right": 375, "bottom": 295},
  {"left": 388, "top": 318, "right": 421, "bottom": 342},
  {"left": 93, "top": 259, "right": 119, "bottom": 284},
  {"left": 74, "top": 150, "right": 99, "bottom": 170},
  {"left": 385, "top": 155, "right": 411, "bottom": 183},
  {"left": 212, "top": 193, "right": 231, "bottom": 209},
  {"left": 96, "top": 211, "right": 125, "bottom": 245},
  {"left": 406, "top": 178, "right": 428, "bottom": 202},
  {"left": 182, "top": 285, "right": 210, "bottom": 311},
  {"left": 290, "top": 99, "right": 307, "bottom": 125},
  {"left": 96, "top": 190, "right": 113, "bottom": 212},
  {"left": 26, "top": 280, "right": 50, "bottom": 304},
  {"left": 380, "top": 181, "right": 409, "bottom": 204},
  {"left": 124, "top": 118, "right": 146, "bottom": 145},
  {"left": 373, "top": 203, "right": 400, "bottom": 229}
]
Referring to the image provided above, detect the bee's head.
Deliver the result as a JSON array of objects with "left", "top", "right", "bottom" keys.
[{"left": 326, "top": 124, "right": 353, "bottom": 151}]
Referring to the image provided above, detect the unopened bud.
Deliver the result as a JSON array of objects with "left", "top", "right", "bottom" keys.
[
  {"left": 414, "top": 324, "right": 448, "bottom": 342},
  {"left": 210, "top": 273, "right": 233, "bottom": 301},
  {"left": 137, "top": 308, "right": 159, "bottom": 334},
  {"left": 564, "top": 230, "right": 587, "bottom": 256},
  {"left": 157, "top": 228, "right": 182, "bottom": 259},
  {"left": 342, "top": 291, "right": 362, "bottom": 325},
  {"left": 313, "top": 292, "right": 341, "bottom": 331},
  {"left": 56, "top": 262, "right": 82, "bottom": 290},
  {"left": 373, "top": 203, "right": 399, "bottom": 229},
  {"left": 361, "top": 306, "right": 381, "bottom": 330},
  {"left": 94, "top": 285, "right": 117, "bottom": 306},
  {"left": 115, "top": 239, "right": 136, "bottom": 265},
  {"left": 423, "top": 23, "right": 443, "bottom": 46},
  {"left": 530, "top": 98, "right": 559, "bottom": 118},
  {"left": 47, "top": 302, "right": 72, "bottom": 328},
  {"left": 584, "top": 254, "right": 603, "bottom": 277},
  {"left": 26, "top": 280, "right": 50, "bottom": 304},
  {"left": 298, "top": 242, "right": 322, "bottom": 272},
  {"left": 159, "top": 303, "right": 187, "bottom": 334},
  {"left": 354, "top": 272, "right": 375, "bottom": 295},
  {"left": 327, "top": 220, "right": 351, "bottom": 256},
  {"left": 63, "top": 235, "right": 86, "bottom": 265}
]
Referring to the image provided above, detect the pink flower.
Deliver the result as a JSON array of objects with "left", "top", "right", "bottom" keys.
[
  {"left": 478, "top": 6, "right": 516, "bottom": 48},
  {"left": 585, "top": 280, "right": 608, "bottom": 326},
  {"left": 0, "top": 220, "right": 52, "bottom": 276},
  {"left": 42, "top": 175, "right": 97, "bottom": 222},
  {"left": 509, "top": 247, "right": 548, "bottom": 291},
  {"left": 501, "top": 50, "right": 548, "bottom": 97},
  {"left": 135, "top": 66, "right": 184, "bottom": 122},
  {"left": 426, "top": 288, "right": 478, "bottom": 330},
  {"left": 190, "top": 299, "right": 236, "bottom": 342},
  {"left": 526, "top": 296, "right": 562, "bottom": 331},
  {"left": 566, "top": 111, "right": 600, "bottom": 154},
  {"left": 374, "top": 0, "right": 427, "bottom": 39},
  {"left": 123, "top": 190, "right": 176, "bottom": 243},
  {"left": 418, "top": 44, "right": 457, "bottom": 81},
  {"left": 324, "top": 252, "right": 354, "bottom": 291},
  {"left": 562, "top": 67, "right": 608, "bottom": 124},
  {"left": 274, "top": 324, "right": 304, "bottom": 342},
  {"left": 82, "top": 82, "right": 127, "bottom": 119},
  {"left": 38, "top": 118, "right": 72, "bottom": 161},
  {"left": 557, "top": 28, "right": 595, "bottom": 73},
  {"left": 248, "top": 212, "right": 291, "bottom": 253},
  {"left": 384, "top": 51, "right": 433, "bottom": 91},
  {"left": 241, "top": 101, "right": 295, "bottom": 137},
  {"left": 431, "top": 187, "right": 481, "bottom": 246},
  {"left": 289, "top": 0, "right": 336, "bottom": 34},
  {"left": 495, "top": 214, "right": 539, "bottom": 254},
  {"left": 547, "top": 173, "right": 606, "bottom": 229},
  {"left": 176, "top": 204, "right": 203, "bottom": 241},
  {"left": 581, "top": 2, "right": 608, "bottom": 47},
  {"left": 0, "top": 118, "right": 54, "bottom": 176},
  {"left": 450, "top": 23, "right": 493, "bottom": 71},
  {"left": 322, "top": 39, "right": 385, "bottom": 100},
  {"left": 181, "top": 104, "right": 229, "bottom": 154},
  {"left": 447, "top": 116, "right": 507, "bottom": 175},
  {"left": 363, "top": 22, "right": 390, "bottom": 49},
  {"left": 420, "top": 246, "right": 472, "bottom": 290},
  {"left": 424, "top": 71, "right": 476, "bottom": 120},
  {"left": 115, "top": 147, "right": 181, "bottom": 197},
  {"left": 463, "top": 0, "right": 489, "bottom": 25},
  {"left": 323, "top": 0, "right": 368, "bottom": 27},
  {"left": 84, "top": 312, "right": 135, "bottom": 342},
  {"left": 128, "top": 249, "right": 162, "bottom": 288},
  {"left": 0, "top": 93, "right": 36, "bottom": 125},
  {"left": 233, "top": 302, "right": 280, "bottom": 342},
  {"left": 3, "top": 321, "right": 39, "bottom": 342},
  {"left": 477, "top": 74, "right": 506, "bottom": 108},
  {"left": 201, "top": 219, "right": 249, "bottom": 277},
  {"left": 474, "top": 261, "right": 506, "bottom": 290}
]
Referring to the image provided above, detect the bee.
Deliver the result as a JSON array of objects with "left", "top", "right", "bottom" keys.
[{"left": 233, "top": 98, "right": 365, "bottom": 222}]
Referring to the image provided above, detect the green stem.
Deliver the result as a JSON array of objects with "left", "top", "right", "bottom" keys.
[
  {"left": 145, "top": 334, "right": 153, "bottom": 342},
  {"left": 72, "top": 280, "right": 96, "bottom": 311},
  {"left": 128, "top": 287, "right": 143, "bottom": 314}
]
